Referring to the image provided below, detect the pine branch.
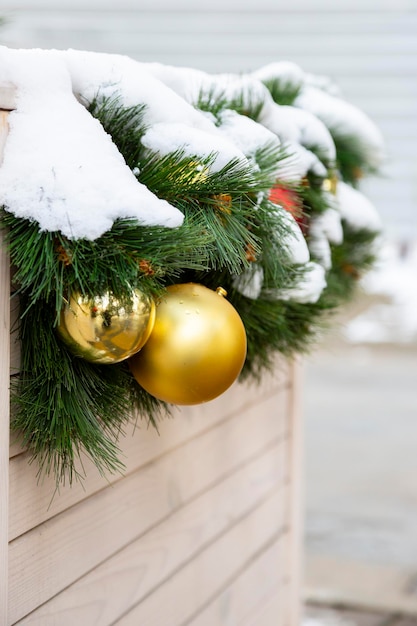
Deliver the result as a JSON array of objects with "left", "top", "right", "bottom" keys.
[
  {"left": 300, "top": 180, "right": 334, "bottom": 217},
  {"left": 2, "top": 210, "right": 213, "bottom": 319},
  {"left": 195, "top": 85, "right": 266, "bottom": 123},
  {"left": 260, "top": 77, "right": 302, "bottom": 106},
  {"left": 86, "top": 94, "right": 149, "bottom": 170},
  {"left": 331, "top": 132, "right": 380, "bottom": 185},
  {"left": 325, "top": 222, "right": 379, "bottom": 303},
  {"left": 11, "top": 296, "right": 128, "bottom": 483}
]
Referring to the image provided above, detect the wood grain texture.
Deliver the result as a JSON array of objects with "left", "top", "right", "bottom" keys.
[
  {"left": 286, "top": 358, "right": 304, "bottom": 626},
  {"left": 185, "top": 537, "right": 287, "bottom": 626},
  {"left": 239, "top": 585, "right": 288, "bottom": 626},
  {"left": 0, "top": 84, "right": 16, "bottom": 111},
  {"left": 8, "top": 355, "right": 289, "bottom": 461},
  {"left": 7, "top": 357, "right": 289, "bottom": 467},
  {"left": 9, "top": 362, "right": 289, "bottom": 542},
  {"left": 9, "top": 294, "right": 20, "bottom": 378},
  {"left": 9, "top": 385, "right": 290, "bottom": 623},
  {"left": 0, "top": 110, "right": 11, "bottom": 165},
  {"left": 15, "top": 441, "right": 288, "bottom": 625},
  {"left": 0, "top": 111, "right": 11, "bottom": 626},
  {"left": 111, "top": 488, "right": 287, "bottom": 626}
]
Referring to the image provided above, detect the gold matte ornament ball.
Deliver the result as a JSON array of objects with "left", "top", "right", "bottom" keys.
[
  {"left": 57, "top": 289, "right": 155, "bottom": 364},
  {"left": 128, "top": 283, "right": 247, "bottom": 405}
]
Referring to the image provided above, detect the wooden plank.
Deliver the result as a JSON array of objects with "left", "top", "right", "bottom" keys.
[
  {"left": 8, "top": 364, "right": 289, "bottom": 461},
  {"left": 109, "top": 489, "right": 287, "bottom": 626},
  {"left": 372, "top": 121, "right": 417, "bottom": 141},
  {"left": 4, "top": 12, "right": 417, "bottom": 35},
  {"left": 3, "top": 12, "right": 417, "bottom": 80},
  {"left": 9, "top": 438, "right": 25, "bottom": 459},
  {"left": 286, "top": 358, "right": 304, "bottom": 626},
  {"left": 92, "top": 49, "right": 416, "bottom": 78},
  {"left": 305, "top": 605, "right": 389, "bottom": 626},
  {"left": 339, "top": 77, "right": 417, "bottom": 96},
  {"left": 6, "top": 26, "right": 416, "bottom": 69},
  {"left": 7, "top": 358, "right": 288, "bottom": 460},
  {"left": 1, "top": 0, "right": 411, "bottom": 12},
  {"left": 9, "top": 363, "right": 289, "bottom": 541},
  {"left": 0, "top": 83, "right": 16, "bottom": 111},
  {"left": 8, "top": 304, "right": 288, "bottom": 461},
  {"left": 9, "top": 293, "right": 20, "bottom": 377},
  {"left": 305, "top": 555, "right": 417, "bottom": 617},
  {"left": 0, "top": 111, "right": 11, "bottom": 626},
  {"left": 185, "top": 537, "right": 286, "bottom": 626},
  {"left": 0, "top": 110, "right": 11, "bottom": 164},
  {"left": 239, "top": 585, "right": 288, "bottom": 626},
  {"left": 15, "top": 441, "right": 288, "bottom": 625},
  {"left": 8, "top": 388, "right": 289, "bottom": 622}
]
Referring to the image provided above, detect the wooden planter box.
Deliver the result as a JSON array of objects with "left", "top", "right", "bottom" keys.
[{"left": 0, "top": 100, "right": 303, "bottom": 626}]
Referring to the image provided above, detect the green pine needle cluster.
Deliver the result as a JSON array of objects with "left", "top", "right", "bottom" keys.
[
  {"left": 326, "top": 223, "right": 379, "bottom": 303},
  {"left": 259, "top": 77, "right": 302, "bottom": 107},
  {"left": 259, "top": 77, "right": 377, "bottom": 186},
  {"left": 195, "top": 85, "right": 266, "bottom": 123},
  {"left": 332, "top": 133, "right": 380, "bottom": 186}
]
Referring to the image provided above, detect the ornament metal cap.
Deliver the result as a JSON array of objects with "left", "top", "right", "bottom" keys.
[{"left": 216, "top": 286, "right": 228, "bottom": 297}]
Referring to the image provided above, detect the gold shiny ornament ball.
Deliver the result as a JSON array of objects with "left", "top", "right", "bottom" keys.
[
  {"left": 128, "top": 283, "right": 247, "bottom": 405},
  {"left": 57, "top": 289, "right": 156, "bottom": 364},
  {"left": 322, "top": 171, "right": 338, "bottom": 195}
]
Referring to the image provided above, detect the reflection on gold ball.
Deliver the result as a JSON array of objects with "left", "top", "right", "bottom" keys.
[
  {"left": 57, "top": 289, "right": 155, "bottom": 364},
  {"left": 128, "top": 283, "right": 247, "bottom": 405},
  {"left": 322, "top": 171, "right": 338, "bottom": 195}
]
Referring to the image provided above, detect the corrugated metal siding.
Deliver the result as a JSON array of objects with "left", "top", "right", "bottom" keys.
[{"left": 1, "top": 0, "right": 416, "bottom": 240}]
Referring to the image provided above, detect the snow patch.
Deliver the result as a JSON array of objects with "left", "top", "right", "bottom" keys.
[
  {"left": 337, "top": 181, "right": 382, "bottom": 233},
  {"left": 0, "top": 47, "right": 183, "bottom": 240}
]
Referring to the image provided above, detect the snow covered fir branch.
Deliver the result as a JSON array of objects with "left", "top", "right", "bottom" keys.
[{"left": 0, "top": 46, "right": 384, "bottom": 486}]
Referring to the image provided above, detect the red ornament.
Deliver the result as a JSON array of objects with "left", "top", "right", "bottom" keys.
[
  {"left": 269, "top": 184, "right": 301, "bottom": 217},
  {"left": 269, "top": 184, "right": 308, "bottom": 235}
]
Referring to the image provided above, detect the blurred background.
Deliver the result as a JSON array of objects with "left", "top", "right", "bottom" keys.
[{"left": 1, "top": 1, "right": 416, "bottom": 623}]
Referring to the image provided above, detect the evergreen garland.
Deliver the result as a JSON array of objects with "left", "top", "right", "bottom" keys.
[
  {"left": 249, "top": 76, "right": 382, "bottom": 309},
  {"left": 1, "top": 67, "right": 382, "bottom": 487},
  {"left": 89, "top": 95, "right": 316, "bottom": 377},
  {"left": 259, "top": 75, "right": 380, "bottom": 185},
  {"left": 331, "top": 132, "right": 380, "bottom": 186},
  {"left": 192, "top": 86, "right": 342, "bottom": 352},
  {"left": 5, "top": 212, "right": 213, "bottom": 483},
  {"left": 325, "top": 222, "right": 379, "bottom": 303},
  {"left": 5, "top": 94, "right": 305, "bottom": 485}
]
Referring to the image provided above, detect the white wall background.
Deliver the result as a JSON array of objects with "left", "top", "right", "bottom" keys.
[{"left": 1, "top": 0, "right": 417, "bottom": 241}]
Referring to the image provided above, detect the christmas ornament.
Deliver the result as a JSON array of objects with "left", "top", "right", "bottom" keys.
[
  {"left": 269, "top": 184, "right": 301, "bottom": 218},
  {"left": 129, "top": 283, "right": 247, "bottom": 405},
  {"left": 269, "top": 183, "right": 307, "bottom": 233},
  {"left": 321, "top": 171, "right": 338, "bottom": 195},
  {"left": 269, "top": 185, "right": 301, "bottom": 217},
  {"left": 57, "top": 289, "right": 156, "bottom": 364}
]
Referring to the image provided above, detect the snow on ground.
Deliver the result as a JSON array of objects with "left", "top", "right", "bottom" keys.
[{"left": 344, "top": 239, "right": 417, "bottom": 345}]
